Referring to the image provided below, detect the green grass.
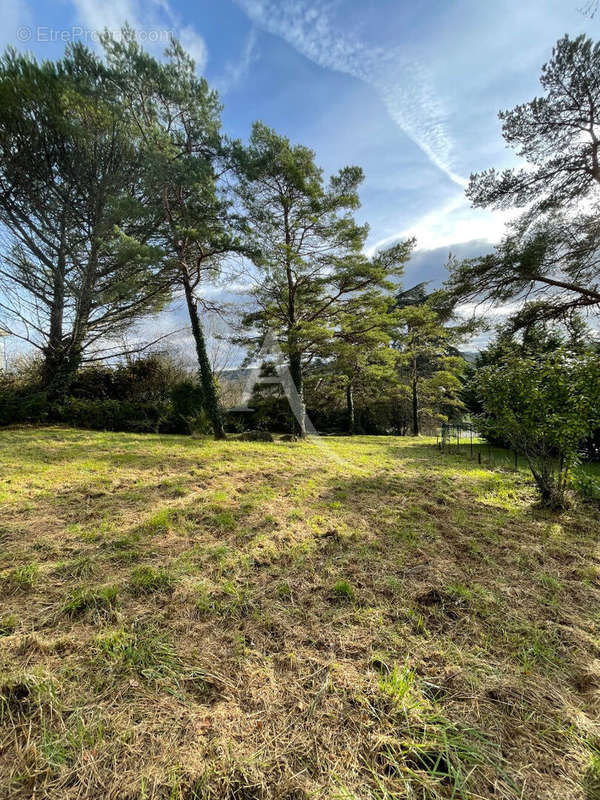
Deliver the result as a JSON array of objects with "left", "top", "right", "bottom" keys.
[
  {"left": 61, "top": 585, "right": 119, "bottom": 618},
  {"left": 0, "top": 613, "right": 17, "bottom": 636},
  {"left": 330, "top": 579, "right": 355, "bottom": 601},
  {"left": 4, "top": 562, "right": 39, "bottom": 592},
  {"left": 94, "top": 625, "right": 181, "bottom": 682},
  {"left": 128, "top": 565, "right": 176, "bottom": 596},
  {"left": 0, "top": 425, "right": 598, "bottom": 799}
]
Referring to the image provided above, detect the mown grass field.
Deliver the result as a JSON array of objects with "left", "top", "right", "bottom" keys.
[{"left": 1, "top": 427, "right": 600, "bottom": 800}]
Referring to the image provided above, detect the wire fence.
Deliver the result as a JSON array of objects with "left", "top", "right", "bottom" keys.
[
  {"left": 436, "top": 422, "right": 520, "bottom": 470},
  {"left": 436, "top": 423, "right": 600, "bottom": 499}
]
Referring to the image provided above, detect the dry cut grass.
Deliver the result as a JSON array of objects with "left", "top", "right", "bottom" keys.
[{"left": 1, "top": 426, "right": 600, "bottom": 799}]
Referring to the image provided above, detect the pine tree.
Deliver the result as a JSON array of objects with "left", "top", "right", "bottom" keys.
[
  {"left": 0, "top": 44, "right": 170, "bottom": 399},
  {"left": 447, "top": 35, "right": 600, "bottom": 325},
  {"left": 234, "top": 122, "right": 412, "bottom": 436},
  {"left": 103, "top": 29, "right": 245, "bottom": 439}
]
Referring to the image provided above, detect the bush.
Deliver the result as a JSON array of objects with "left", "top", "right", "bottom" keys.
[
  {"left": 0, "top": 354, "right": 214, "bottom": 435},
  {"left": 477, "top": 351, "right": 600, "bottom": 509},
  {"left": 70, "top": 354, "right": 189, "bottom": 403},
  {"left": 0, "top": 386, "right": 49, "bottom": 426},
  {"left": 170, "top": 381, "right": 211, "bottom": 434},
  {"left": 570, "top": 468, "right": 600, "bottom": 501},
  {"left": 53, "top": 397, "right": 170, "bottom": 433}
]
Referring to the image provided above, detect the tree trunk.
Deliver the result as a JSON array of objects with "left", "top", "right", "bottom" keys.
[
  {"left": 47, "top": 217, "right": 66, "bottom": 365},
  {"left": 288, "top": 348, "right": 306, "bottom": 437},
  {"left": 346, "top": 380, "right": 355, "bottom": 435},
  {"left": 282, "top": 208, "right": 307, "bottom": 437},
  {"left": 411, "top": 366, "right": 419, "bottom": 436},
  {"left": 182, "top": 270, "right": 226, "bottom": 440},
  {"left": 42, "top": 214, "right": 81, "bottom": 401}
]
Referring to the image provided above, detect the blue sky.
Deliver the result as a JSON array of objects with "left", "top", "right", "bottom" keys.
[{"left": 2, "top": 0, "right": 599, "bottom": 360}]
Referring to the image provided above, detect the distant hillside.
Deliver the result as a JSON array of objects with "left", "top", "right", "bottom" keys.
[{"left": 460, "top": 351, "right": 478, "bottom": 364}]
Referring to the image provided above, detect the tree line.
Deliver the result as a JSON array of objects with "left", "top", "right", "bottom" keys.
[
  {"left": 2, "top": 30, "right": 600, "bottom": 507},
  {"left": 0, "top": 26, "right": 470, "bottom": 441}
]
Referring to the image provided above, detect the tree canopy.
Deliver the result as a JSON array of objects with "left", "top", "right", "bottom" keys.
[
  {"left": 101, "top": 28, "right": 246, "bottom": 439},
  {"left": 0, "top": 44, "right": 171, "bottom": 398},
  {"left": 447, "top": 34, "right": 600, "bottom": 328},
  {"left": 234, "top": 121, "right": 413, "bottom": 435}
]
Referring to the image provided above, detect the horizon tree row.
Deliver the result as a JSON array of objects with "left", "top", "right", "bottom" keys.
[
  {"left": 0, "top": 26, "right": 464, "bottom": 439},
  {"left": 3, "top": 28, "right": 600, "bottom": 470}
]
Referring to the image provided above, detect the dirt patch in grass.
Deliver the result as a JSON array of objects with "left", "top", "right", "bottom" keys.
[{"left": 0, "top": 426, "right": 599, "bottom": 799}]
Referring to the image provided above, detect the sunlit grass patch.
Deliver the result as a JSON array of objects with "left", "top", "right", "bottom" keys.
[
  {"left": 330, "top": 579, "right": 355, "bottom": 602},
  {"left": 0, "top": 427, "right": 598, "bottom": 799},
  {"left": 140, "top": 507, "right": 174, "bottom": 535},
  {"left": 470, "top": 471, "right": 527, "bottom": 509},
  {"left": 95, "top": 625, "right": 180, "bottom": 682}
]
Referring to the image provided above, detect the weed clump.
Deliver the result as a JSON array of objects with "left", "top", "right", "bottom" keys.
[
  {"left": 195, "top": 579, "right": 255, "bottom": 618},
  {"left": 95, "top": 625, "right": 180, "bottom": 682},
  {"left": 0, "top": 613, "right": 17, "bottom": 636},
  {"left": 128, "top": 565, "right": 176, "bottom": 596},
  {"left": 54, "top": 556, "right": 95, "bottom": 578},
  {"left": 141, "top": 508, "right": 173, "bottom": 535},
  {"left": 3, "top": 562, "right": 39, "bottom": 592},
  {"left": 61, "top": 585, "right": 118, "bottom": 618},
  {"left": 331, "top": 579, "right": 355, "bottom": 601}
]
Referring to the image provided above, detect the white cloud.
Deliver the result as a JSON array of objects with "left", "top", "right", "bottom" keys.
[
  {"left": 68, "top": 0, "right": 208, "bottom": 72},
  {"left": 233, "top": 0, "right": 466, "bottom": 187},
  {"left": 68, "top": 0, "right": 138, "bottom": 38},
  {"left": 178, "top": 25, "right": 208, "bottom": 72},
  {"left": 456, "top": 300, "right": 525, "bottom": 320},
  {"left": 366, "top": 192, "right": 514, "bottom": 256},
  {"left": 214, "top": 28, "right": 258, "bottom": 95},
  {"left": 2, "top": 0, "right": 32, "bottom": 50}
]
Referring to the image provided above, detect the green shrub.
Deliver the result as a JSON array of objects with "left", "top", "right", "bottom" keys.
[
  {"left": 54, "top": 397, "right": 170, "bottom": 433},
  {"left": 570, "top": 468, "right": 600, "bottom": 500},
  {"left": 0, "top": 354, "right": 210, "bottom": 434},
  {"left": 0, "top": 388, "right": 49, "bottom": 426},
  {"left": 170, "top": 381, "right": 210, "bottom": 434},
  {"left": 477, "top": 351, "right": 600, "bottom": 509}
]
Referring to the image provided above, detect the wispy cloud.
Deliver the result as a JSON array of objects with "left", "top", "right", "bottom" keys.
[
  {"left": 234, "top": 0, "right": 466, "bottom": 187},
  {"left": 2, "top": 0, "right": 32, "bottom": 50},
  {"left": 366, "top": 194, "right": 513, "bottom": 257},
  {"left": 176, "top": 24, "right": 208, "bottom": 72},
  {"left": 69, "top": 0, "right": 208, "bottom": 71},
  {"left": 457, "top": 300, "right": 525, "bottom": 319},
  {"left": 214, "top": 27, "right": 258, "bottom": 96}
]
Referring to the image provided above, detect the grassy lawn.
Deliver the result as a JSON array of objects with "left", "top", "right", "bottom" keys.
[{"left": 1, "top": 427, "right": 600, "bottom": 799}]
